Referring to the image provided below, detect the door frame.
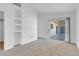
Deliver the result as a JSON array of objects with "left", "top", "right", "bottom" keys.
[
  {"left": 48, "top": 17, "right": 71, "bottom": 43},
  {"left": 65, "top": 18, "right": 71, "bottom": 43}
]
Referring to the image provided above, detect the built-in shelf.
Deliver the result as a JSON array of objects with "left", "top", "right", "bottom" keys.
[
  {"left": 15, "top": 30, "right": 22, "bottom": 32},
  {"left": 14, "top": 32, "right": 21, "bottom": 41},
  {"left": 14, "top": 17, "right": 21, "bottom": 20},
  {"left": 14, "top": 7, "right": 22, "bottom": 43},
  {"left": 15, "top": 24, "right": 21, "bottom": 26},
  {"left": 15, "top": 19, "right": 21, "bottom": 24},
  {"left": 14, "top": 9, "right": 21, "bottom": 18},
  {"left": 15, "top": 26, "right": 21, "bottom": 30}
]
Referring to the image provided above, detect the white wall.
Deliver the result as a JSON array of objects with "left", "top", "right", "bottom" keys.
[
  {"left": 21, "top": 4, "right": 37, "bottom": 45},
  {"left": 38, "top": 14, "right": 49, "bottom": 39},
  {"left": 0, "top": 4, "right": 14, "bottom": 50},
  {"left": 38, "top": 11, "right": 76, "bottom": 43},
  {"left": 76, "top": 6, "right": 79, "bottom": 48},
  {"left": 48, "top": 21, "right": 56, "bottom": 37},
  {"left": 65, "top": 20, "right": 70, "bottom": 42}
]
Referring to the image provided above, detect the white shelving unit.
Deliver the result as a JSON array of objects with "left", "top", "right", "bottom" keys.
[{"left": 14, "top": 8, "right": 22, "bottom": 45}]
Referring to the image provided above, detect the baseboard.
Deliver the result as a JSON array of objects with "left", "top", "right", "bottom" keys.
[
  {"left": 4, "top": 46, "right": 13, "bottom": 51},
  {"left": 14, "top": 44, "right": 21, "bottom": 47},
  {"left": 38, "top": 37, "right": 49, "bottom": 39},
  {"left": 21, "top": 39, "right": 38, "bottom": 45},
  {"left": 66, "top": 41, "right": 76, "bottom": 45},
  {"left": 38, "top": 37, "right": 46, "bottom": 39}
]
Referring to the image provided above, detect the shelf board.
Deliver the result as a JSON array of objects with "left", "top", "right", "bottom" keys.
[
  {"left": 15, "top": 24, "right": 21, "bottom": 26},
  {"left": 14, "top": 17, "right": 21, "bottom": 19}
]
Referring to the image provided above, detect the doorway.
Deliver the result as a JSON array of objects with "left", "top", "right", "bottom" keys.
[
  {"left": 56, "top": 20, "right": 65, "bottom": 41},
  {"left": 0, "top": 11, "right": 4, "bottom": 49},
  {"left": 48, "top": 17, "right": 70, "bottom": 43}
]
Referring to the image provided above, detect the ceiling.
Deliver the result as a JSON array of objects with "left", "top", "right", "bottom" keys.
[
  {"left": 25, "top": 3, "right": 78, "bottom": 14},
  {"left": 53, "top": 20, "right": 65, "bottom": 26}
]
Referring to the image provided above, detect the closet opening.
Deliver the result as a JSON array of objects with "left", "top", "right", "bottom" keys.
[{"left": 0, "top": 11, "right": 4, "bottom": 50}]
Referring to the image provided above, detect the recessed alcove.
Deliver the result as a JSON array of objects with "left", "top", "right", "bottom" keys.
[{"left": 0, "top": 11, "right": 4, "bottom": 49}]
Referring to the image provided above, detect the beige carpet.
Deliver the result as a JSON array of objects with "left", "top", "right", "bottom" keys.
[{"left": 0, "top": 39, "right": 79, "bottom": 56}]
